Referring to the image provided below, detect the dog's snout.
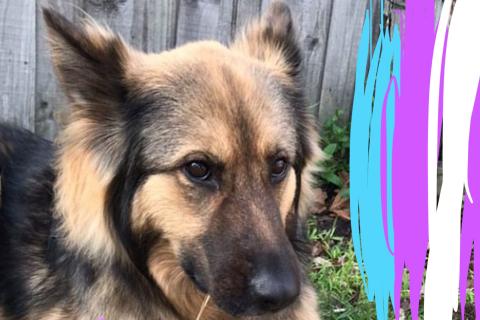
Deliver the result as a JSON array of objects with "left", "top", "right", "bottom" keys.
[{"left": 249, "top": 259, "right": 300, "bottom": 313}]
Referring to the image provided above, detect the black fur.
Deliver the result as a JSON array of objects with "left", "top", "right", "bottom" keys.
[{"left": 0, "top": 123, "right": 177, "bottom": 318}]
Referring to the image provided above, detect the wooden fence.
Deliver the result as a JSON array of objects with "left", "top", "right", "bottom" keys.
[{"left": 0, "top": 0, "right": 442, "bottom": 140}]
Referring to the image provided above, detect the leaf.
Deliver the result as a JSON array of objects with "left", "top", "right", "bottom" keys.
[
  {"left": 323, "top": 172, "right": 343, "bottom": 187},
  {"left": 330, "top": 192, "right": 350, "bottom": 220},
  {"left": 339, "top": 188, "right": 350, "bottom": 199},
  {"left": 323, "top": 143, "right": 337, "bottom": 155}
]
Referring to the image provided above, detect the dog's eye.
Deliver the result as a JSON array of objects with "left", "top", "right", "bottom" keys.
[
  {"left": 184, "top": 161, "right": 211, "bottom": 181},
  {"left": 271, "top": 158, "right": 288, "bottom": 183}
]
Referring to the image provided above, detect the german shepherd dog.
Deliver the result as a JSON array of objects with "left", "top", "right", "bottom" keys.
[{"left": 0, "top": 2, "right": 321, "bottom": 319}]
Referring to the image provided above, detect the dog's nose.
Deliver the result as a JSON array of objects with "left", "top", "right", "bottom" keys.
[{"left": 250, "top": 265, "right": 300, "bottom": 313}]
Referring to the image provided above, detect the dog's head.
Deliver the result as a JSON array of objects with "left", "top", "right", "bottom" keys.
[{"left": 45, "top": 2, "right": 319, "bottom": 317}]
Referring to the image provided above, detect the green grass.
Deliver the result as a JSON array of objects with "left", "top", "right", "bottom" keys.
[
  {"left": 308, "top": 218, "right": 378, "bottom": 319},
  {"left": 310, "top": 110, "right": 476, "bottom": 319},
  {"left": 307, "top": 218, "right": 476, "bottom": 319},
  {"left": 308, "top": 218, "right": 420, "bottom": 320}
]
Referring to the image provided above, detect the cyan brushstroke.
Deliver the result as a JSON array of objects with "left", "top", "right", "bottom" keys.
[{"left": 350, "top": 3, "right": 399, "bottom": 318}]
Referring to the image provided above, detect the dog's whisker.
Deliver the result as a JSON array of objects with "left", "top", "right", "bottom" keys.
[{"left": 195, "top": 294, "right": 211, "bottom": 320}]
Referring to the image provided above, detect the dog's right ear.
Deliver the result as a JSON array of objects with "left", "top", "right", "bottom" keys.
[
  {"left": 43, "top": 8, "right": 130, "bottom": 108},
  {"left": 231, "top": 1, "right": 301, "bottom": 79}
]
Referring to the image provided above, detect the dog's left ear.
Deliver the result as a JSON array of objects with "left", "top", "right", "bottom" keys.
[
  {"left": 231, "top": 1, "right": 301, "bottom": 78},
  {"left": 43, "top": 8, "right": 131, "bottom": 108}
]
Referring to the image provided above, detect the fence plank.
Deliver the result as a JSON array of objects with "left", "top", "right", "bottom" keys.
[
  {"left": 371, "top": 0, "right": 382, "bottom": 46},
  {"left": 0, "top": 0, "right": 36, "bottom": 130},
  {"left": 35, "top": 0, "right": 80, "bottom": 139},
  {"left": 6, "top": 0, "right": 384, "bottom": 138},
  {"left": 143, "top": 0, "right": 178, "bottom": 52},
  {"left": 83, "top": 0, "right": 178, "bottom": 52},
  {"left": 216, "top": 0, "right": 236, "bottom": 44},
  {"left": 176, "top": 0, "right": 222, "bottom": 46},
  {"left": 233, "top": 0, "right": 262, "bottom": 37},
  {"left": 318, "top": 0, "right": 369, "bottom": 124},
  {"left": 297, "top": 0, "right": 333, "bottom": 114}
]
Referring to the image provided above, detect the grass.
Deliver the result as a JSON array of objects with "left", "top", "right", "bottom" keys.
[
  {"left": 307, "top": 216, "right": 477, "bottom": 319},
  {"left": 310, "top": 110, "right": 477, "bottom": 319},
  {"left": 308, "top": 218, "right": 378, "bottom": 319}
]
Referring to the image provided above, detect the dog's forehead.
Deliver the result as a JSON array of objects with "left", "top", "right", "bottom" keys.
[{"left": 128, "top": 42, "right": 298, "bottom": 166}]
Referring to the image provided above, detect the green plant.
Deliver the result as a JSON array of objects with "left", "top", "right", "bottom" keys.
[{"left": 316, "top": 109, "right": 350, "bottom": 196}]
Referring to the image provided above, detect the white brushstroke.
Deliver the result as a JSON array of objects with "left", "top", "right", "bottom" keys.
[{"left": 424, "top": 0, "right": 480, "bottom": 319}]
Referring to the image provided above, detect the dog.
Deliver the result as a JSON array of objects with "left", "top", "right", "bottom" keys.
[{"left": 0, "top": 2, "right": 321, "bottom": 319}]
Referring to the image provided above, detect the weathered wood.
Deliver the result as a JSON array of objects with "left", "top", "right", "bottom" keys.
[
  {"left": 216, "top": 0, "right": 236, "bottom": 44},
  {"left": 175, "top": 0, "right": 222, "bottom": 46},
  {"left": 35, "top": 0, "right": 80, "bottom": 139},
  {"left": 0, "top": 0, "right": 36, "bottom": 130},
  {"left": 296, "top": 0, "right": 333, "bottom": 116},
  {"left": 4, "top": 0, "right": 388, "bottom": 137},
  {"left": 83, "top": 0, "right": 178, "bottom": 52},
  {"left": 83, "top": 1, "right": 141, "bottom": 48},
  {"left": 318, "top": 0, "right": 369, "bottom": 124},
  {"left": 371, "top": 0, "right": 382, "bottom": 46},
  {"left": 142, "top": 0, "right": 178, "bottom": 52},
  {"left": 232, "top": 0, "right": 262, "bottom": 38}
]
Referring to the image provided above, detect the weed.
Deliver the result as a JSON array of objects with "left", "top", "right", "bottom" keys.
[{"left": 316, "top": 109, "right": 350, "bottom": 197}]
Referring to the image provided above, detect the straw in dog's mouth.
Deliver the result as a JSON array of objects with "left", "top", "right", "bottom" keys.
[{"left": 195, "top": 294, "right": 211, "bottom": 320}]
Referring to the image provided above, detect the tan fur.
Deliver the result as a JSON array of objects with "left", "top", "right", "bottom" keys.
[
  {"left": 231, "top": 27, "right": 292, "bottom": 78},
  {"left": 278, "top": 169, "right": 297, "bottom": 225},
  {"left": 35, "top": 308, "right": 69, "bottom": 320},
  {"left": 132, "top": 174, "right": 209, "bottom": 242},
  {"left": 233, "top": 5, "right": 325, "bottom": 223},
  {"left": 298, "top": 125, "right": 324, "bottom": 221},
  {"left": 230, "top": 2, "right": 297, "bottom": 81},
  {"left": 54, "top": 120, "right": 117, "bottom": 260}
]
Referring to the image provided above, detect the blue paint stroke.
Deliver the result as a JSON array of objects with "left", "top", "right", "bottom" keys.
[{"left": 350, "top": 4, "right": 401, "bottom": 319}]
